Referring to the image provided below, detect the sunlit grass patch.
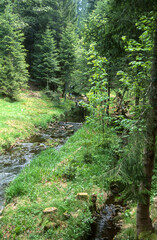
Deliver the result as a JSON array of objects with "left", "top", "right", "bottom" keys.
[{"left": 0, "top": 91, "right": 70, "bottom": 151}]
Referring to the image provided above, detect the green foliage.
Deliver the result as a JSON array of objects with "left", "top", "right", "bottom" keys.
[
  {"left": 116, "top": 203, "right": 157, "bottom": 240},
  {"left": 76, "top": 0, "right": 98, "bottom": 31},
  {"left": 81, "top": 43, "right": 109, "bottom": 134},
  {"left": 71, "top": 38, "right": 91, "bottom": 94},
  {"left": 76, "top": 0, "right": 88, "bottom": 29},
  {"left": 117, "top": 131, "right": 145, "bottom": 202},
  {"left": 117, "top": 12, "right": 155, "bottom": 110},
  {"left": 83, "top": 0, "right": 108, "bottom": 54},
  {"left": 82, "top": 0, "right": 157, "bottom": 112},
  {"left": 0, "top": 8, "right": 29, "bottom": 99},
  {"left": 12, "top": 0, "right": 77, "bottom": 91},
  {"left": 151, "top": 160, "right": 157, "bottom": 197}
]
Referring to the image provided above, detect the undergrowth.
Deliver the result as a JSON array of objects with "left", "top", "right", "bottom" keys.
[
  {"left": 114, "top": 157, "right": 157, "bottom": 240},
  {"left": 115, "top": 201, "right": 157, "bottom": 240}
]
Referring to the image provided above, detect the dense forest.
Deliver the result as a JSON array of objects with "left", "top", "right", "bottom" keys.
[{"left": 0, "top": 0, "right": 157, "bottom": 239}]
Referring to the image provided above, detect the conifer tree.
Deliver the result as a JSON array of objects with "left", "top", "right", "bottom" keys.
[
  {"left": 136, "top": 17, "right": 157, "bottom": 238},
  {"left": 32, "top": 27, "right": 59, "bottom": 91},
  {"left": 87, "top": 0, "right": 98, "bottom": 13},
  {"left": 12, "top": 0, "right": 77, "bottom": 89},
  {"left": 0, "top": 8, "right": 29, "bottom": 99},
  {"left": 72, "top": 39, "right": 91, "bottom": 94},
  {"left": 59, "top": 24, "right": 76, "bottom": 99}
]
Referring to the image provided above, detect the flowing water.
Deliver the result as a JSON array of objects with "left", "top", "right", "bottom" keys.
[
  {"left": 0, "top": 121, "right": 82, "bottom": 211},
  {"left": 89, "top": 204, "right": 123, "bottom": 240}
]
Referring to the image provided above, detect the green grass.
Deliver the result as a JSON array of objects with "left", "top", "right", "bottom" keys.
[
  {"left": 0, "top": 123, "right": 119, "bottom": 240},
  {"left": 0, "top": 91, "right": 73, "bottom": 151},
  {"left": 115, "top": 203, "right": 157, "bottom": 240}
]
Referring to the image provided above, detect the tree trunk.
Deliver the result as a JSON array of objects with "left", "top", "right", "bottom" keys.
[
  {"left": 136, "top": 20, "right": 157, "bottom": 238},
  {"left": 135, "top": 90, "right": 140, "bottom": 106},
  {"left": 63, "top": 80, "right": 68, "bottom": 101},
  {"left": 106, "top": 64, "right": 112, "bottom": 116},
  {"left": 106, "top": 75, "right": 111, "bottom": 116}
]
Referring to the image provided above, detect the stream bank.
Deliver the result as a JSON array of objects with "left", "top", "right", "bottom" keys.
[
  {"left": 0, "top": 97, "right": 84, "bottom": 211},
  {"left": 0, "top": 91, "right": 75, "bottom": 152},
  {"left": 0, "top": 121, "right": 82, "bottom": 211}
]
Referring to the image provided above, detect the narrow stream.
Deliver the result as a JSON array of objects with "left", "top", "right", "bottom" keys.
[
  {"left": 89, "top": 203, "right": 123, "bottom": 240},
  {"left": 0, "top": 121, "right": 82, "bottom": 211}
]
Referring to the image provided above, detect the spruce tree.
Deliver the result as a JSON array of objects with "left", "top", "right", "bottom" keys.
[
  {"left": 12, "top": 0, "right": 77, "bottom": 85},
  {"left": 136, "top": 16, "right": 157, "bottom": 238},
  {"left": 59, "top": 24, "right": 76, "bottom": 99},
  {"left": 0, "top": 8, "right": 29, "bottom": 99},
  {"left": 32, "top": 27, "right": 59, "bottom": 90}
]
